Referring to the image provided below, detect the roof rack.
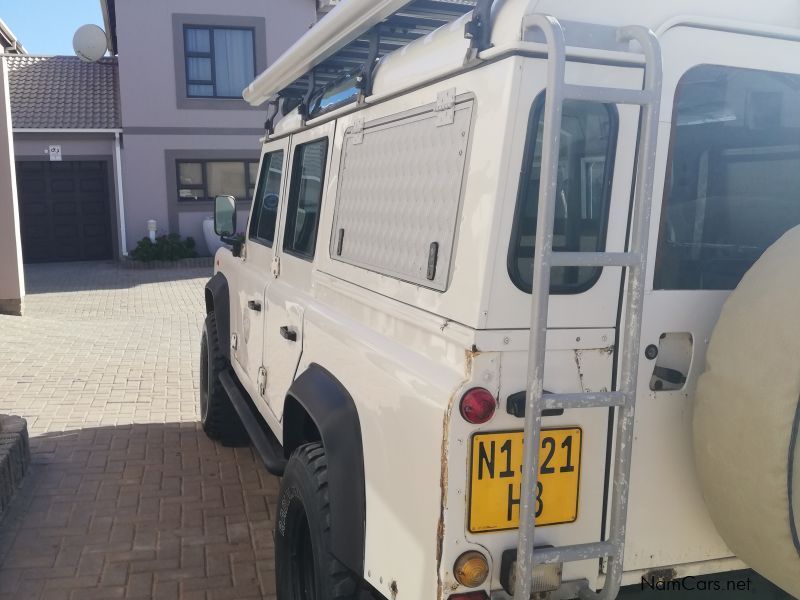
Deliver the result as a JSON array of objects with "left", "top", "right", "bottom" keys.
[{"left": 242, "top": 0, "right": 476, "bottom": 108}]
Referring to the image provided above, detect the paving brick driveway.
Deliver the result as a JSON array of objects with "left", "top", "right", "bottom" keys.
[{"left": 0, "top": 262, "right": 279, "bottom": 600}]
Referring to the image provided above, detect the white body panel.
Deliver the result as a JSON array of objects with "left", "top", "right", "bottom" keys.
[{"left": 209, "top": 1, "right": 800, "bottom": 598}]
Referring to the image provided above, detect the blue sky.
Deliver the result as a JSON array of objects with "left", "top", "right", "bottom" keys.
[{"left": 3, "top": 0, "right": 105, "bottom": 56}]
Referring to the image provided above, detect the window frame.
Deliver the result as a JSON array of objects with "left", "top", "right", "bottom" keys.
[
  {"left": 175, "top": 158, "right": 259, "bottom": 202},
  {"left": 248, "top": 150, "right": 285, "bottom": 248},
  {"left": 507, "top": 92, "right": 619, "bottom": 295},
  {"left": 281, "top": 138, "right": 330, "bottom": 262},
  {"left": 182, "top": 24, "right": 257, "bottom": 99}
]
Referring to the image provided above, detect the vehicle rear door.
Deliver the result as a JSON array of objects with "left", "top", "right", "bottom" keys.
[{"left": 626, "top": 25, "right": 800, "bottom": 570}]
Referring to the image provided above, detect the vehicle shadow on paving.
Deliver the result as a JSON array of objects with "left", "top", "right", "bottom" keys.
[
  {"left": 23, "top": 262, "right": 213, "bottom": 295},
  {"left": 0, "top": 422, "right": 279, "bottom": 600}
]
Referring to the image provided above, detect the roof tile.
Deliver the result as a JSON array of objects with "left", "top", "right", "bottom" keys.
[{"left": 6, "top": 55, "right": 120, "bottom": 130}]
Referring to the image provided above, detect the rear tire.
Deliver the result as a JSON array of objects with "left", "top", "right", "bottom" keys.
[
  {"left": 200, "top": 311, "right": 248, "bottom": 447},
  {"left": 276, "top": 443, "right": 360, "bottom": 600}
]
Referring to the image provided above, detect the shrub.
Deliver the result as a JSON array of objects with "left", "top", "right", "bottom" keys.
[{"left": 130, "top": 233, "right": 197, "bottom": 262}]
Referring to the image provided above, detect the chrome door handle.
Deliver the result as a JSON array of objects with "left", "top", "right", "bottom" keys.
[
  {"left": 247, "top": 300, "right": 261, "bottom": 312},
  {"left": 279, "top": 326, "right": 297, "bottom": 342}
]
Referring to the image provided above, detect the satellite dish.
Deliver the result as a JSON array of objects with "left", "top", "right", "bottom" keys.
[{"left": 73, "top": 24, "right": 108, "bottom": 62}]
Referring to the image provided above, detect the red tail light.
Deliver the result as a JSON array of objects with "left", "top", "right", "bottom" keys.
[{"left": 459, "top": 388, "right": 496, "bottom": 424}]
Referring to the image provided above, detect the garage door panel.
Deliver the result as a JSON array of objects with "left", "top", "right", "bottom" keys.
[
  {"left": 79, "top": 178, "right": 105, "bottom": 193},
  {"left": 21, "top": 202, "right": 48, "bottom": 218},
  {"left": 52, "top": 202, "right": 78, "bottom": 216},
  {"left": 16, "top": 160, "right": 113, "bottom": 263},
  {"left": 50, "top": 179, "right": 76, "bottom": 193},
  {"left": 81, "top": 201, "right": 107, "bottom": 216},
  {"left": 18, "top": 179, "right": 46, "bottom": 194}
]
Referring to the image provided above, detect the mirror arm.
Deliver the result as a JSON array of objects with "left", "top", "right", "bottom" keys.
[{"left": 221, "top": 236, "right": 243, "bottom": 258}]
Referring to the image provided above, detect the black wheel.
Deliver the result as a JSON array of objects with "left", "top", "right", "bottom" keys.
[
  {"left": 199, "top": 311, "right": 248, "bottom": 447},
  {"left": 276, "top": 443, "right": 360, "bottom": 600}
]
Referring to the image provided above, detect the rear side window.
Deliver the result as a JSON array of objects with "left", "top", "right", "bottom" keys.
[
  {"left": 508, "top": 97, "right": 617, "bottom": 293},
  {"left": 283, "top": 139, "right": 328, "bottom": 260},
  {"left": 655, "top": 65, "right": 800, "bottom": 290},
  {"left": 248, "top": 150, "right": 284, "bottom": 246}
]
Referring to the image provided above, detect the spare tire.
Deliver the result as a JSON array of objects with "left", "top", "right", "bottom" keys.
[{"left": 694, "top": 226, "right": 800, "bottom": 597}]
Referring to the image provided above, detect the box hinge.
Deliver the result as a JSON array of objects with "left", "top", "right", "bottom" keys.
[
  {"left": 351, "top": 117, "right": 365, "bottom": 144},
  {"left": 257, "top": 367, "right": 267, "bottom": 397},
  {"left": 435, "top": 88, "right": 456, "bottom": 126},
  {"left": 271, "top": 256, "right": 280, "bottom": 278}
]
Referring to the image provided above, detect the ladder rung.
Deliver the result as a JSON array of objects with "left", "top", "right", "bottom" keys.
[
  {"left": 534, "top": 540, "right": 616, "bottom": 565},
  {"left": 542, "top": 391, "right": 626, "bottom": 410},
  {"left": 564, "top": 83, "right": 654, "bottom": 105},
  {"left": 549, "top": 252, "right": 640, "bottom": 268}
]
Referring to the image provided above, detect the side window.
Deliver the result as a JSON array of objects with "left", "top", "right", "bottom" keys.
[
  {"left": 655, "top": 65, "right": 800, "bottom": 290},
  {"left": 248, "top": 151, "right": 284, "bottom": 246},
  {"left": 283, "top": 139, "right": 329, "bottom": 260},
  {"left": 508, "top": 97, "right": 618, "bottom": 293}
]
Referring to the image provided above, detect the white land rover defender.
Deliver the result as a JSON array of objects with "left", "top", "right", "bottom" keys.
[{"left": 199, "top": 0, "right": 800, "bottom": 598}]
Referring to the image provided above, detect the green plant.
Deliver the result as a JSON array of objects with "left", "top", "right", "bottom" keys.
[{"left": 130, "top": 233, "right": 197, "bottom": 262}]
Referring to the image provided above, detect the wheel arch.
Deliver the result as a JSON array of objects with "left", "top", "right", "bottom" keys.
[
  {"left": 283, "top": 363, "right": 366, "bottom": 577},
  {"left": 204, "top": 273, "right": 231, "bottom": 361}
]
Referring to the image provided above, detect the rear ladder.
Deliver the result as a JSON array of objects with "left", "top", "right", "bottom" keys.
[{"left": 513, "top": 15, "right": 663, "bottom": 600}]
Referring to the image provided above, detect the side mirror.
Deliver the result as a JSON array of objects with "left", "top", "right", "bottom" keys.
[{"left": 214, "top": 195, "right": 237, "bottom": 237}]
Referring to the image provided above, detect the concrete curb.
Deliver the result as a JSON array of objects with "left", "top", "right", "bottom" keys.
[
  {"left": 0, "top": 415, "right": 29, "bottom": 522},
  {"left": 118, "top": 257, "right": 214, "bottom": 270}
]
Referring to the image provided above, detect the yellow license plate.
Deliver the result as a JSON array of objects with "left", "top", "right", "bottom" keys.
[{"left": 468, "top": 428, "right": 582, "bottom": 533}]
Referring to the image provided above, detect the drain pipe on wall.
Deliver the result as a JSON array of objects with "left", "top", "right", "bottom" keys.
[{"left": 113, "top": 131, "right": 128, "bottom": 256}]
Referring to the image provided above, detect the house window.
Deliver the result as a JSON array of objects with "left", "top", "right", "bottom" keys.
[
  {"left": 184, "top": 26, "right": 255, "bottom": 98},
  {"left": 177, "top": 160, "right": 258, "bottom": 201}
]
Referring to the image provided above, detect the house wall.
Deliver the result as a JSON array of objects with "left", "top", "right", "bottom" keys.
[
  {"left": 113, "top": 0, "right": 316, "bottom": 255},
  {"left": 122, "top": 133, "right": 258, "bottom": 255},
  {"left": 13, "top": 133, "right": 116, "bottom": 159},
  {"left": 0, "top": 55, "right": 24, "bottom": 315}
]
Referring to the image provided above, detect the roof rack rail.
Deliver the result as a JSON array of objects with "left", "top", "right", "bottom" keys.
[{"left": 242, "top": 0, "right": 476, "bottom": 108}]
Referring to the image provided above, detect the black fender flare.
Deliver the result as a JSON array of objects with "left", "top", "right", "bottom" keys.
[
  {"left": 205, "top": 273, "right": 231, "bottom": 361},
  {"left": 285, "top": 364, "right": 366, "bottom": 576}
]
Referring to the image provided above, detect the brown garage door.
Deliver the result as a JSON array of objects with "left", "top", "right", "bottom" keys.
[{"left": 16, "top": 160, "right": 113, "bottom": 263}]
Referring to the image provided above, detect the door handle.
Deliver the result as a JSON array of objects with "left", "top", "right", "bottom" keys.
[
  {"left": 247, "top": 300, "right": 261, "bottom": 312},
  {"left": 279, "top": 326, "right": 297, "bottom": 342}
]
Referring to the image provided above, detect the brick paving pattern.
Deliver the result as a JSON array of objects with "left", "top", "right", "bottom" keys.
[{"left": 0, "top": 262, "right": 279, "bottom": 600}]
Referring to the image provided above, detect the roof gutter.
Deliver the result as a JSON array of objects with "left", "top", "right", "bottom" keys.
[
  {"left": 99, "top": 0, "right": 117, "bottom": 55},
  {"left": 13, "top": 128, "right": 123, "bottom": 134},
  {"left": 0, "top": 18, "right": 26, "bottom": 54},
  {"left": 242, "top": 0, "right": 417, "bottom": 106}
]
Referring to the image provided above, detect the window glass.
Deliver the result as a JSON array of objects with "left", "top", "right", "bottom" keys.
[
  {"left": 509, "top": 97, "right": 617, "bottom": 293},
  {"left": 207, "top": 162, "right": 246, "bottom": 199},
  {"left": 178, "top": 162, "right": 202, "bottom": 185},
  {"left": 176, "top": 160, "right": 255, "bottom": 202},
  {"left": 655, "top": 65, "right": 800, "bottom": 290},
  {"left": 186, "top": 57, "right": 212, "bottom": 82},
  {"left": 184, "top": 26, "right": 255, "bottom": 99},
  {"left": 283, "top": 140, "right": 328, "bottom": 259},
  {"left": 185, "top": 28, "right": 210, "bottom": 53},
  {"left": 178, "top": 162, "right": 204, "bottom": 200},
  {"left": 249, "top": 151, "right": 284, "bottom": 246}
]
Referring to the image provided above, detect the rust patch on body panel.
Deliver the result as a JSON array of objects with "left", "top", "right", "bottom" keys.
[{"left": 437, "top": 349, "right": 475, "bottom": 599}]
